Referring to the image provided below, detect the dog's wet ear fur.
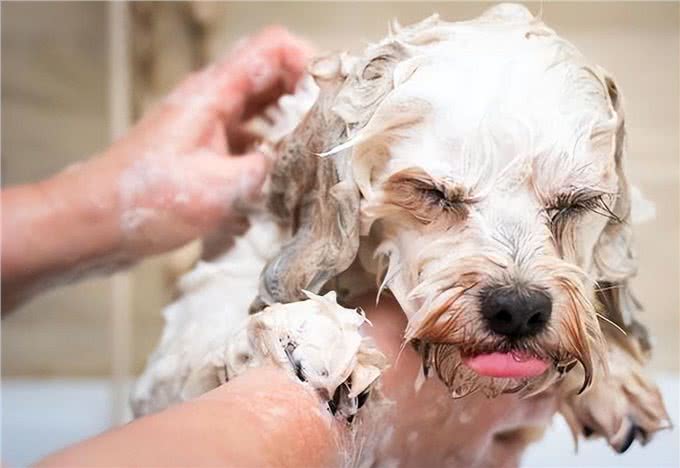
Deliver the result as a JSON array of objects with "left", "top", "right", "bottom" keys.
[
  {"left": 592, "top": 73, "right": 651, "bottom": 360},
  {"left": 251, "top": 45, "right": 408, "bottom": 312}
]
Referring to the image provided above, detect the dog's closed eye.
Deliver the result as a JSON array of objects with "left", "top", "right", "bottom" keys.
[
  {"left": 383, "top": 167, "right": 472, "bottom": 224},
  {"left": 545, "top": 189, "right": 620, "bottom": 231}
]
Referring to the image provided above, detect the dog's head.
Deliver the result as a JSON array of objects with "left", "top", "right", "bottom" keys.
[{"left": 257, "top": 4, "right": 650, "bottom": 397}]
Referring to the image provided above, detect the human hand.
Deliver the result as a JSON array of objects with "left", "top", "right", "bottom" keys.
[
  {"left": 1, "top": 27, "right": 311, "bottom": 310},
  {"left": 104, "top": 27, "right": 311, "bottom": 257}
]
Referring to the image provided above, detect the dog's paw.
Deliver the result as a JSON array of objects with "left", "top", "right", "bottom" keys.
[
  {"left": 559, "top": 344, "right": 671, "bottom": 453},
  {"left": 225, "top": 290, "right": 388, "bottom": 421}
]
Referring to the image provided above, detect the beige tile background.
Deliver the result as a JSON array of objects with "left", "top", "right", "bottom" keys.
[
  {"left": 2, "top": 2, "right": 678, "bottom": 377},
  {"left": 1, "top": 2, "right": 114, "bottom": 376}
]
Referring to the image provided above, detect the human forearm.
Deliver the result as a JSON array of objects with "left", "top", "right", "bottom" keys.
[{"left": 36, "top": 367, "right": 345, "bottom": 468}]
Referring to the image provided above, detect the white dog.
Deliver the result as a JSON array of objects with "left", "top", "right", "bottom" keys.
[{"left": 132, "top": 4, "right": 670, "bottom": 466}]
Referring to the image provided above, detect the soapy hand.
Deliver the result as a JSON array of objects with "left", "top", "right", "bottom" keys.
[
  {"left": 1, "top": 27, "right": 311, "bottom": 310},
  {"left": 107, "top": 27, "right": 311, "bottom": 256}
]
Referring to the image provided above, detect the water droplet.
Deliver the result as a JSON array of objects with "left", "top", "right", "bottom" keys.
[{"left": 512, "top": 352, "right": 527, "bottom": 362}]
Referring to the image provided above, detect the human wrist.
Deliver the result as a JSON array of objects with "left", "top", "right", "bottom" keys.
[
  {"left": 42, "top": 153, "right": 132, "bottom": 269},
  {"left": 1, "top": 155, "right": 131, "bottom": 309}
]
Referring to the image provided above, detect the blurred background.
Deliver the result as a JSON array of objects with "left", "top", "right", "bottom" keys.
[{"left": 1, "top": 2, "right": 678, "bottom": 466}]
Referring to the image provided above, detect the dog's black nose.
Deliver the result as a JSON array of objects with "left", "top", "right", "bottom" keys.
[{"left": 480, "top": 287, "right": 552, "bottom": 338}]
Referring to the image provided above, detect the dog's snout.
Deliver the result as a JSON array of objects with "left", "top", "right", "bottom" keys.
[{"left": 480, "top": 287, "right": 552, "bottom": 338}]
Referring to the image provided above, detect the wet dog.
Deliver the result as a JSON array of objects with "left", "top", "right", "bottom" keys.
[{"left": 133, "top": 4, "right": 669, "bottom": 465}]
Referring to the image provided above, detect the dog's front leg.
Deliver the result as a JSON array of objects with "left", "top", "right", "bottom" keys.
[{"left": 221, "top": 290, "right": 388, "bottom": 423}]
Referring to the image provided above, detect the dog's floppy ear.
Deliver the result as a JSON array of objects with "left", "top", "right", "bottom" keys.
[
  {"left": 251, "top": 45, "right": 408, "bottom": 311},
  {"left": 591, "top": 72, "right": 652, "bottom": 360}
]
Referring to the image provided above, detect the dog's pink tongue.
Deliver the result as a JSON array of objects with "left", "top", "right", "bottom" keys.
[{"left": 463, "top": 352, "right": 549, "bottom": 378}]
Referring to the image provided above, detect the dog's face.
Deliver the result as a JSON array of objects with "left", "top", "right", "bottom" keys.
[
  {"left": 356, "top": 48, "right": 621, "bottom": 397},
  {"left": 259, "top": 5, "right": 644, "bottom": 398},
  {"left": 343, "top": 9, "right": 631, "bottom": 398}
]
